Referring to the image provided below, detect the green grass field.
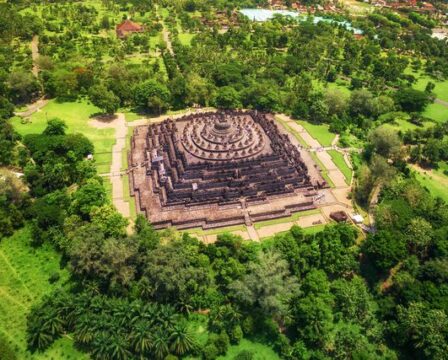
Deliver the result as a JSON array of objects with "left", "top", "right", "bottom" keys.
[
  {"left": 254, "top": 209, "right": 320, "bottom": 230},
  {"left": 11, "top": 99, "right": 115, "bottom": 174},
  {"left": 383, "top": 117, "right": 434, "bottom": 132},
  {"left": 407, "top": 69, "right": 448, "bottom": 103},
  {"left": 178, "top": 32, "right": 195, "bottom": 46},
  {"left": 423, "top": 103, "right": 448, "bottom": 123},
  {"left": 327, "top": 149, "right": 352, "bottom": 184},
  {"left": 297, "top": 120, "right": 335, "bottom": 147},
  {"left": 413, "top": 162, "right": 448, "bottom": 203},
  {"left": 0, "top": 228, "right": 87, "bottom": 359}
]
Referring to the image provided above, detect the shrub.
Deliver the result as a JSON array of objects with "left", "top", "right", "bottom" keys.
[
  {"left": 229, "top": 325, "right": 243, "bottom": 345},
  {"left": 202, "top": 343, "right": 219, "bottom": 360}
]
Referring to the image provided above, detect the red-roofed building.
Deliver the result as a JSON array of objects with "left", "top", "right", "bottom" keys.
[{"left": 116, "top": 19, "right": 144, "bottom": 38}]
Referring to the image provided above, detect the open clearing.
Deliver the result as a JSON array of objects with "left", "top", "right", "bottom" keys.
[{"left": 11, "top": 99, "right": 115, "bottom": 174}]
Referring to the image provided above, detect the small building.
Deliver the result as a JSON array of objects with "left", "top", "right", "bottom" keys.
[
  {"left": 116, "top": 19, "right": 144, "bottom": 38},
  {"left": 351, "top": 213, "right": 364, "bottom": 224},
  {"left": 330, "top": 211, "right": 348, "bottom": 222}
]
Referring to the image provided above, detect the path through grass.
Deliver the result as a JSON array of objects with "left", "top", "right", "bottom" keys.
[{"left": 0, "top": 228, "right": 87, "bottom": 359}]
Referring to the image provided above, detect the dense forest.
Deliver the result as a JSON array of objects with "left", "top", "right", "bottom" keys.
[{"left": 1, "top": 0, "right": 448, "bottom": 359}]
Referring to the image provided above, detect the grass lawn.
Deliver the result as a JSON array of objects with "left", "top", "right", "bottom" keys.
[
  {"left": 178, "top": 32, "right": 195, "bottom": 46},
  {"left": 218, "top": 339, "right": 280, "bottom": 360},
  {"left": 423, "top": 103, "right": 448, "bottom": 123},
  {"left": 383, "top": 118, "right": 434, "bottom": 132},
  {"left": 186, "top": 225, "right": 248, "bottom": 238},
  {"left": 0, "top": 228, "right": 87, "bottom": 359},
  {"left": 11, "top": 99, "right": 116, "bottom": 174},
  {"left": 254, "top": 209, "right": 320, "bottom": 230},
  {"left": 406, "top": 69, "right": 448, "bottom": 103},
  {"left": 121, "top": 111, "right": 141, "bottom": 122},
  {"left": 122, "top": 174, "right": 137, "bottom": 219},
  {"left": 327, "top": 150, "right": 352, "bottom": 184},
  {"left": 413, "top": 163, "right": 448, "bottom": 203},
  {"left": 297, "top": 120, "right": 335, "bottom": 147}
]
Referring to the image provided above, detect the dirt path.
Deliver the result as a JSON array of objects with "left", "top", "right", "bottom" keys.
[
  {"left": 30, "top": 35, "right": 39, "bottom": 77},
  {"left": 435, "top": 98, "right": 448, "bottom": 108},
  {"left": 14, "top": 97, "right": 48, "bottom": 117},
  {"left": 157, "top": 5, "right": 174, "bottom": 56}
]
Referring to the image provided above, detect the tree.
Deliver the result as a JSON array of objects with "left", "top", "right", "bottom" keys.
[
  {"left": 47, "top": 69, "right": 78, "bottom": 100},
  {"left": 349, "top": 89, "right": 374, "bottom": 118},
  {"left": 215, "top": 86, "right": 241, "bottom": 109},
  {"left": 0, "top": 120, "right": 20, "bottom": 166},
  {"left": 134, "top": 80, "right": 170, "bottom": 114},
  {"left": 7, "top": 70, "right": 40, "bottom": 103},
  {"left": 141, "top": 240, "right": 210, "bottom": 305},
  {"left": 89, "top": 84, "right": 120, "bottom": 115},
  {"left": 362, "top": 230, "right": 407, "bottom": 272},
  {"left": 292, "top": 270, "right": 334, "bottom": 347},
  {"left": 70, "top": 178, "right": 107, "bottom": 218},
  {"left": 67, "top": 224, "right": 138, "bottom": 289},
  {"left": 169, "top": 322, "right": 198, "bottom": 356},
  {"left": 406, "top": 217, "right": 433, "bottom": 258},
  {"left": 230, "top": 250, "right": 299, "bottom": 320},
  {"left": 90, "top": 204, "right": 128, "bottom": 238},
  {"left": 368, "top": 126, "right": 402, "bottom": 160},
  {"left": 151, "top": 329, "right": 170, "bottom": 360},
  {"left": 396, "top": 302, "right": 448, "bottom": 359},
  {"left": 186, "top": 72, "right": 215, "bottom": 106},
  {"left": 43, "top": 118, "right": 67, "bottom": 136},
  {"left": 394, "top": 88, "right": 430, "bottom": 113},
  {"left": 324, "top": 89, "right": 347, "bottom": 117}
]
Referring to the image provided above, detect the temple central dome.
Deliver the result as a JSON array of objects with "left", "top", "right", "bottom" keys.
[{"left": 181, "top": 113, "right": 266, "bottom": 161}]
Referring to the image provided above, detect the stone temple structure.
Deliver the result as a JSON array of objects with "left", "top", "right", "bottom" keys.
[{"left": 129, "top": 111, "right": 327, "bottom": 229}]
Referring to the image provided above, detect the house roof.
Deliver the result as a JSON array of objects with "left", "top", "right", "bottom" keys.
[{"left": 116, "top": 19, "right": 143, "bottom": 32}]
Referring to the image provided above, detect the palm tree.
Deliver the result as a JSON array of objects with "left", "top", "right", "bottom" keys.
[
  {"left": 91, "top": 333, "right": 111, "bottom": 360},
  {"left": 74, "top": 315, "right": 95, "bottom": 345},
  {"left": 27, "top": 326, "right": 53, "bottom": 351},
  {"left": 158, "top": 304, "right": 178, "bottom": 329},
  {"left": 130, "top": 321, "right": 153, "bottom": 355},
  {"left": 151, "top": 329, "right": 170, "bottom": 360},
  {"left": 109, "top": 334, "right": 132, "bottom": 360},
  {"left": 169, "top": 322, "right": 198, "bottom": 356}
]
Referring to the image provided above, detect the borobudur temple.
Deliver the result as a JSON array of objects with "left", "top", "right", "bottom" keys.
[{"left": 129, "top": 110, "right": 327, "bottom": 229}]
